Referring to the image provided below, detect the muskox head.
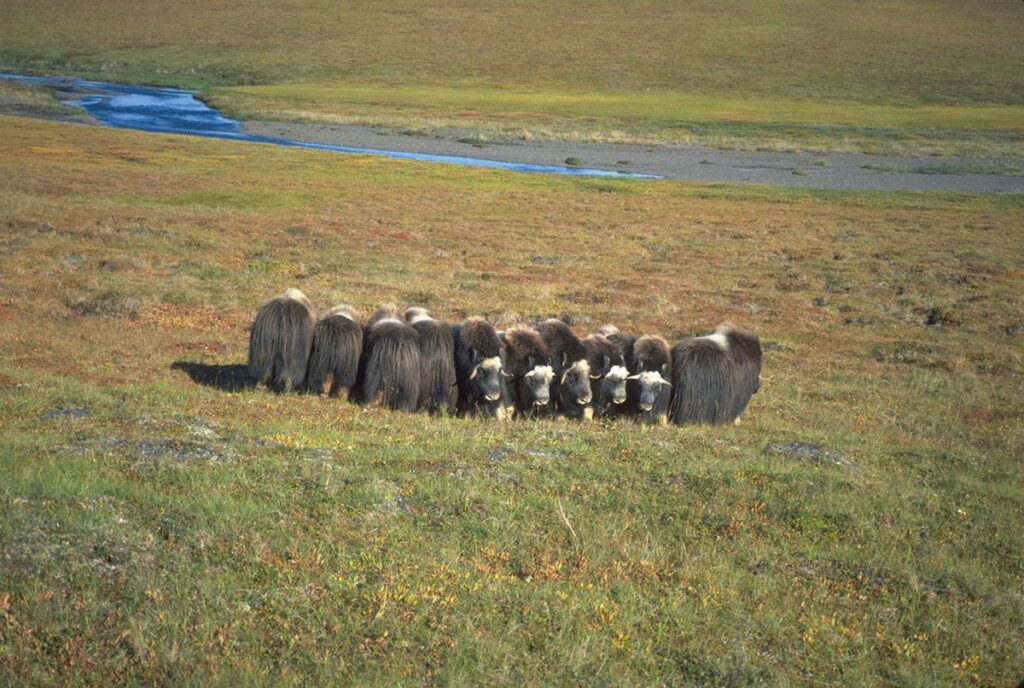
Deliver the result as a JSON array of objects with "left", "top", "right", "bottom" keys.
[
  {"left": 521, "top": 364, "right": 555, "bottom": 408},
  {"left": 468, "top": 355, "right": 504, "bottom": 404},
  {"left": 630, "top": 369, "right": 672, "bottom": 412},
  {"left": 597, "top": 364, "right": 629, "bottom": 409},
  {"left": 559, "top": 356, "right": 593, "bottom": 408}
]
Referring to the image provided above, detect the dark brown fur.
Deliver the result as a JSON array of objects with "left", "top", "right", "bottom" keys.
[
  {"left": 628, "top": 335, "right": 672, "bottom": 424},
  {"left": 583, "top": 334, "right": 627, "bottom": 417},
  {"left": 405, "top": 308, "right": 457, "bottom": 414},
  {"left": 248, "top": 289, "right": 316, "bottom": 393},
  {"left": 597, "top": 324, "right": 637, "bottom": 373},
  {"left": 306, "top": 305, "right": 363, "bottom": 399},
  {"left": 537, "top": 319, "right": 592, "bottom": 418},
  {"left": 502, "top": 326, "right": 554, "bottom": 417},
  {"left": 360, "top": 316, "right": 421, "bottom": 412},
  {"left": 454, "top": 318, "right": 505, "bottom": 417},
  {"left": 669, "top": 324, "right": 762, "bottom": 425}
]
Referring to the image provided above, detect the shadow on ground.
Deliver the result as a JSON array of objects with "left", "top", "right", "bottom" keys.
[{"left": 171, "top": 361, "right": 254, "bottom": 392}]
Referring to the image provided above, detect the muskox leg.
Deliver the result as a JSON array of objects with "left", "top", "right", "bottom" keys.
[
  {"left": 733, "top": 416, "right": 742, "bottom": 426},
  {"left": 582, "top": 407, "right": 594, "bottom": 421},
  {"left": 279, "top": 374, "right": 295, "bottom": 394},
  {"left": 320, "top": 372, "right": 335, "bottom": 398},
  {"left": 657, "top": 413, "right": 668, "bottom": 426}
]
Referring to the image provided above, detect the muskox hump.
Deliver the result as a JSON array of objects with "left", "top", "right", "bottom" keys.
[
  {"left": 306, "top": 306, "right": 363, "bottom": 398},
  {"left": 248, "top": 289, "right": 316, "bottom": 393},
  {"left": 669, "top": 324, "right": 761, "bottom": 425},
  {"left": 361, "top": 320, "right": 421, "bottom": 412},
  {"left": 536, "top": 319, "right": 586, "bottom": 373},
  {"left": 411, "top": 317, "right": 457, "bottom": 413}
]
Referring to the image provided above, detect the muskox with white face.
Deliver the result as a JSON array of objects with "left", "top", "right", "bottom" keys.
[
  {"left": 582, "top": 334, "right": 629, "bottom": 418},
  {"left": 627, "top": 335, "right": 673, "bottom": 425},
  {"left": 537, "top": 319, "right": 592, "bottom": 419},
  {"left": 501, "top": 326, "right": 555, "bottom": 418},
  {"left": 248, "top": 288, "right": 317, "bottom": 393},
  {"left": 404, "top": 307, "right": 457, "bottom": 414},
  {"left": 669, "top": 323, "right": 762, "bottom": 425},
  {"left": 306, "top": 304, "right": 363, "bottom": 400},
  {"left": 359, "top": 304, "right": 421, "bottom": 412},
  {"left": 453, "top": 318, "right": 505, "bottom": 418}
]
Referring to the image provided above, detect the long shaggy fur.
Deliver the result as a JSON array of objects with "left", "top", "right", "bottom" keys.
[
  {"left": 583, "top": 334, "right": 628, "bottom": 417},
  {"left": 454, "top": 318, "right": 505, "bottom": 417},
  {"left": 360, "top": 317, "right": 421, "bottom": 412},
  {"left": 248, "top": 288, "right": 316, "bottom": 393},
  {"left": 537, "top": 319, "right": 592, "bottom": 418},
  {"left": 502, "top": 326, "right": 554, "bottom": 417},
  {"left": 405, "top": 308, "right": 457, "bottom": 414},
  {"left": 306, "top": 305, "right": 363, "bottom": 399},
  {"left": 669, "top": 324, "right": 762, "bottom": 425},
  {"left": 597, "top": 324, "right": 637, "bottom": 373},
  {"left": 629, "top": 335, "right": 672, "bottom": 424}
]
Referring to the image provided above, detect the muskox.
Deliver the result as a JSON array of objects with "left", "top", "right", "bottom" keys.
[
  {"left": 582, "top": 333, "right": 629, "bottom": 417},
  {"left": 627, "top": 335, "right": 673, "bottom": 425},
  {"left": 669, "top": 323, "right": 762, "bottom": 425},
  {"left": 248, "top": 288, "right": 316, "bottom": 393},
  {"left": 359, "top": 304, "right": 421, "bottom": 412},
  {"left": 537, "top": 319, "right": 592, "bottom": 419},
  {"left": 501, "top": 326, "right": 555, "bottom": 418},
  {"left": 453, "top": 318, "right": 506, "bottom": 418},
  {"left": 306, "top": 304, "right": 363, "bottom": 400},
  {"left": 597, "top": 324, "right": 637, "bottom": 373},
  {"left": 405, "top": 307, "right": 457, "bottom": 414}
]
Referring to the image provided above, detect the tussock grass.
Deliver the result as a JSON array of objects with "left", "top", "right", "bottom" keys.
[{"left": 0, "top": 115, "right": 1022, "bottom": 684}]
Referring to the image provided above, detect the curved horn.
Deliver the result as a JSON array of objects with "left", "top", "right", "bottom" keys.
[
  {"left": 627, "top": 374, "right": 640, "bottom": 380},
  {"left": 470, "top": 364, "right": 479, "bottom": 380},
  {"left": 500, "top": 370, "right": 514, "bottom": 378},
  {"left": 589, "top": 373, "right": 603, "bottom": 380}
]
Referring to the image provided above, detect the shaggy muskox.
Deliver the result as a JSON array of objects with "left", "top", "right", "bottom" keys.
[
  {"left": 537, "top": 319, "right": 592, "bottom": 419},
  {"left": 582, "top": 334, "right": 629, "bottom": 417},
  {"left": 597, "top": 324, "right": 637, "bottom": 373},
  {"left": 248, "top": 288, "right": 316, "bottom": 393},
  {"left": 669, "top": 323, "right": 762, "bottom": 425},
  {"left": 627, "top": 335, "right": 672, "bottom": 425},
  {"left": 404, "top": 307, "right": 457, "bottom": 414},
  {"left": 453, "top": 318, "right": 505, "bottom": 418},
  {"left": 306, "top": 304, "right": 363, "bottom": 399},
  {"left": 500, "top": 326, "right": 555, "bottom": 418},
  {"left": 359, "top": 304, "right": 421, "bottom": 412}
]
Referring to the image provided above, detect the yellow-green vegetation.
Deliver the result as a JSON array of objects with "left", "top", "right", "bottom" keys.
[
  {"left": 1, "top": 115, "right": 1022, "bottom": 684},
  {"left": 3, "top": 0, "right": 1023, "bottom": 153},
  {"left": 0, "top": 80, "right": 84, "bottom": 120}
]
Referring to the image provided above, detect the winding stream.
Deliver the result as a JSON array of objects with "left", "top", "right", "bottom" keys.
[{"left": 3, "top": 74, "right": 660, "bottom": 179}]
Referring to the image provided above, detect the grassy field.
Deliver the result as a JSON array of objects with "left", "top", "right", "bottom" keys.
[
  {"left": 0, "top": 114, "right": 1022, "bottom": 684},
  {"left": 2, "top": 0, "right": 1024, "bottom": 154}
]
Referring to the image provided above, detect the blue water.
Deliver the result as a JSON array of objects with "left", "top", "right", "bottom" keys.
[{"left": 3, "top": 73, "right": 660, "bottom": 179}]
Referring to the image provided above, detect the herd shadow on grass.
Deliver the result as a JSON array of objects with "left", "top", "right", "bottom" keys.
[{"left": 171, "top": 361, "right": 255, "bottom": 392}]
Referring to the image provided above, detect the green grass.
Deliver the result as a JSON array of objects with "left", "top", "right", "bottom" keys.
[
  {"left": 0, "top": 115, "right": 1022, "bottom": 684},
  {"left": 2, "top": 0, "right": 1024, "bottom": 153}
]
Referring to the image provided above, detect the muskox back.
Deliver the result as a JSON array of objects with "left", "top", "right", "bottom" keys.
[
  {"left": 360, "top": 314, "right": 421, "bottom": 412},
  {"left": 597, "top": 324, "right": 637, "bottom": 373},
  {"left": 502, "top": 326, "right": 554, "bottom": 418},
  {"left": 669, "top": 324, "right": 762, "bottom": 425},
  {"left": 248, "top": 288, "right": 316, "bottom": 393},
  {"left": 454, "top": 318, "right": 505, "bottom": 418},
  {"left": 405, "top": 307, "right": 457, "bottom": 414},
  {"left": 537, "top": 319, "right": 592, "bottom": 419},
  {"left": 583, "top": 334, "right": 629, "bottom": 417},
  {"left": 628, "top": 335, "right": 672, "bottom": 425},
  {"left": 306, "top": 305, "right": 363, "bottom": 399}
]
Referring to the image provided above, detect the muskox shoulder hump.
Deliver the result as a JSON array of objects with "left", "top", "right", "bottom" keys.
[
  {"left": 633, "top": 335, "right": 670, "bottom": 370},
  {"left": 458, "top": 317, "right": 502, "bottom": 357}
]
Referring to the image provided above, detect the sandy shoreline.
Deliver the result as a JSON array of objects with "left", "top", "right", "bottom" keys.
[{"left": 242, "top": 120, "right": 1024, "bottom": 193}]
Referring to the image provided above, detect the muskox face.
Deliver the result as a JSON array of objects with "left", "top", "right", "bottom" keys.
[
  {"left": 522, "top": 365, "right": 554, "bottom": 407},
  {"left": 600, "top": 365, "right": 629, "bottom": 407},
  {"left": 631, "top": 370, "right": 671, "bottom": 412},
  {"left": 560, "top": 359, "right": 593, "bottom": 407},
  {"left": 469, "top": 356, "right": 503, "bottom": 403}
]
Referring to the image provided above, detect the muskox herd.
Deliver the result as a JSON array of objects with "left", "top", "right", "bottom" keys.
[{"left": 248, "top": 289, "right": 762, "bottom": 425}]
